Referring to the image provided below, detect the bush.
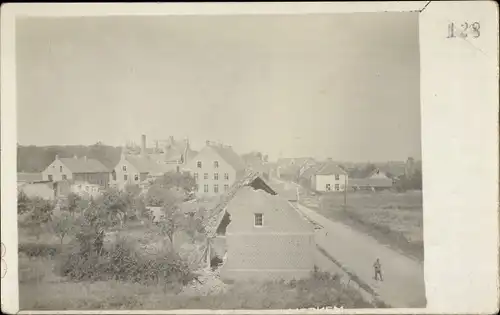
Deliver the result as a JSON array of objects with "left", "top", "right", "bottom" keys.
[
  {"left": 19, "top": 243, "right": 64, "bottom": 259},
  {"left": 57, "top": 236, "right": 195, "bottom": 286}
]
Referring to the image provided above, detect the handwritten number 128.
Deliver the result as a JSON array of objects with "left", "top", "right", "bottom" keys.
[{"left": 448, "top": 22, "right": 480, "bottom": 38}]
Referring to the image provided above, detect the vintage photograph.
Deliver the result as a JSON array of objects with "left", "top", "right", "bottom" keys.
[{"left": 15, "top": 12, "right": 425, "bottom": 310}]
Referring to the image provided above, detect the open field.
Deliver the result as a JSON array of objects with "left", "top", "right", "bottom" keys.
[{"left": 301, "top": 190, "right": 423, "bottom": 261}]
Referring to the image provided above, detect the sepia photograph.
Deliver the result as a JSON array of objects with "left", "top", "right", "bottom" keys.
[
  {"left": 3, "top": 2, "right": 498, "bottom": 313},
  {"left": 13, "top": 11, "right": 426, "bottom": 311}
]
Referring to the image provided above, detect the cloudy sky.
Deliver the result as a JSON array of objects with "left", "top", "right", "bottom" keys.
[{"left": 16, "top": 13, "right": 420, "bottom": 162}]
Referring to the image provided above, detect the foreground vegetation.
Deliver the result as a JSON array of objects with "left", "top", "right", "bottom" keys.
[{"left": 18, "top": 171, "right": 372, "bottom": 310}]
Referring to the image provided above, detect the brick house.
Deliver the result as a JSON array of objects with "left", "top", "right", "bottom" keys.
[
  {"left": 204, "top": 171, "right": 315, "bottom": 282},
  {"left": 186, "top": 141, "right": 246, "bottom": 198},
  {"left": 41, "top": 155, "right": 110, "bottom": 188}
]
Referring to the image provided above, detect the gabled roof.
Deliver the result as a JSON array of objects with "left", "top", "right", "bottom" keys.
[
  {"left": 59, "top": 157, "right": 110, "bottom": 173},
  {"left": 316, "top": 162, "right": 347, "bottom": 176},
  {"left": 207, "top": 144, "right": 246, "bottom": 173},
  {"left": 124, "top": 155, "right": 169, "bottom": 174},
  {"left": 300, "top": 162, "right": 325, "bottom": 179},
  {"left": 348, "top": 177, "right": 393, "bottom": 188},
  {"left": 277, "top": 157, "right": 313, "bottom": 167},
  {"left": 225, "top": 186, "right": 313, "bottom": 234},
  {"left": 206, "top": 170, "right": 275, "bottom": 237}
]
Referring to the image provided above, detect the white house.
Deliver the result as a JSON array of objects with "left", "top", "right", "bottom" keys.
[{"left": 311, "top": 162, "right": 348, "bottom": 192}]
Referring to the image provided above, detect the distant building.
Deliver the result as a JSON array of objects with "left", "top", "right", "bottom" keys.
[
  {"left": 205, "top": 171, "right": 315, "bottom": 281},
  {"left": 18, "top": 182, "right": 55, "bottom": 200},
  {"left": 186, "top": 140, "right": 246, "bottom": 197},
  {"left": 311, "top": 161, "right": 348, "bottom": 192},
  {"left": 111, "top": 152, "right": 169, "bottom": 191},
  {"left": 276, "top": 157, "right": 313, "bottom": 182},
  {"left": 17, "top": 172, "right": 45, "bottom": 185},
  {"left": 41, "top": 155, "right": 110, "bottom": 188},
  {"left": 112, "top": 134, "right": 197, "bottom": 191},
  {"left": 348, "top": 168, "right": 394, "bottom": 191}
]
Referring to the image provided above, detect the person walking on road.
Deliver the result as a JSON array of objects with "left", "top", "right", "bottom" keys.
[{"left": 373, "top": 258, "right": 383, "bottom": 281}]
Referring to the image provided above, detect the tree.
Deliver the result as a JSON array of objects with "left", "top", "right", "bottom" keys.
[
  {"left": 17, "top": 190, "right": 31, "bottom": 214},
  {"left": 157, "top": 205, "right": 184, "bottom": 246},
  {"left": 97, "top": 189, "right": 129, "bottom": 228},
  {"left": 153, "top": 171, "right": 196, "bottom": 196},
  {"left": 63, "top": 193, "right": 82, "bottom": 217},
  {"left": 50, "top": 212, "right": 75, "bottom": 244},
  {"left": 23, "top": 197, "right": 54, "bottom": 240}
]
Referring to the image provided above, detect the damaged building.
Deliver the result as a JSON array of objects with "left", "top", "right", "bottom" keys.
[{"left": 204, "top": 171, "right": 316, "bottom": 282}]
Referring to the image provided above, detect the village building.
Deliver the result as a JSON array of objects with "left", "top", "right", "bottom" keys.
[
  {"left": 41, "top": 155, "right": 111, "bottom": 188},
  {"left": 17, "top": 182, "right": 55, "bottom": 200},
  {"left": 275, "top": 157, "right": 314, "bottom": 182},
  {"left": 17, "top": 172, "right": 45, "bottom": 185},
  {"left": 310, "top": 161, "right": 348, "bottom": 192},
  {"left": 203, "top": 171, "right": 315, "bottom": 282},
  {"left": 348, "top": 168, "right": 394, "bottom": 191},
  {"left": 112, "top": 134, "right": 196, "bottom": 191},
  {"left": 186, "top": 141, "right": 246, "bottom": 198}
]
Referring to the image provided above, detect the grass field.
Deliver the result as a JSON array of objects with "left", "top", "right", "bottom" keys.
[{"left": 304, "top": 190, "right": 423, "bottom": 261}]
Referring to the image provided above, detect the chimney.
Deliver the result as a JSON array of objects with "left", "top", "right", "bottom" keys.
[
  {"left": 55, "top": 154, "right": 59, "bottom": 160},
  {"left": 141, "top": 134, "right": 147, "bottom": 156}
]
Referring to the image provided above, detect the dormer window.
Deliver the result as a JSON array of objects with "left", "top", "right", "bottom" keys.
[
  {"left": 214, "top": 161, "right": 219, "bottom": 168},
  {"left": 197, "top": 161, "right": 202, "bottom": 168},
  {"left": 254, "top": 213, "right": 263, "bottom": 227}
]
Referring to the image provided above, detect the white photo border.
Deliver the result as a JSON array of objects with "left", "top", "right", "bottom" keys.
[{"left": 1, "top": 1, "right": 498, "bottom": 314}]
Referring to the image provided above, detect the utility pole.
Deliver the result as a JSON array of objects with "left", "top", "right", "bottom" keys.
[{"left": 343, "top": 174, "right": 347, "bottom": 210}]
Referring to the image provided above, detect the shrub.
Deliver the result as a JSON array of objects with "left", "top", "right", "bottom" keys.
[
  {"left": 19, "top": 243, "right": 64, "bottom": 259},
  {"left": 56, "top": 235, "right": 195, "bottom": 286}
]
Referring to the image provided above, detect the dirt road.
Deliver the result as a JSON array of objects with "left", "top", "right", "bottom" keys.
[{"left": 297, "top": 202, "right": 426, "bottom": 308}]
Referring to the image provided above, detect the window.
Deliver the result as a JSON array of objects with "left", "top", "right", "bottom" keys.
[
  {"left": 194, "top": 173, "right": 198, "bottom": 180},
  {"left": 214, "top": 161, "right": 219, "bottom": 168},
  {"left": 134, "top": 174, "right": 139, "bottom": 181},
  {"left": 122, "top": 165, "right": 127, "bottom": 171},
  {"left": 197, "top": 161, "right": 202, "bottom": 168},
  {"left": 335, "top": 174, "right": 340, "bottom": 180},
  {"left": 214, "top": 173, "right": 219, "bottom": 180},
  {"left": 62, "top": 175, "right": 67, "bottom": 180},
  {"left": 60, "top": 166, "right": 63, "bottom": 172},
  {"left": 204, "top": 173, "right": 208, "bottom": 180},
  {"left": 124, "top": 174, "right": 128, "bottom": 181},
  {"left": 335, "top": 184, "right": 340, "bottom": 191},
  {"left": 224, "top": 173, "right": 229, "bottom": 180},
  {"left": 224, "top": 184, "right": 229, "bottom": 191},
  {"left": 204, "top": 184, "right": 209, "bottom": 193},
  {"left": 214, "top": 184, "right": 219, "bottom": 193},
  {"left": 48, "top": 175, "right": 53, "bottom": 181},
  {"left": 326, "top": 184, "right": 331, "bottom": 191},
  {"left": 254, "top": 213, "right": 263, "bottom": 227}
]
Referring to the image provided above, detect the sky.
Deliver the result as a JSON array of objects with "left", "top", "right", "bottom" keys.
[{"left": 16, "top": 13, "right": 421, "bottom": 162}]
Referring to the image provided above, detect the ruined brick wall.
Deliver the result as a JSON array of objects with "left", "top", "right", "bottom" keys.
[{"left": 221, "top": 233, "right": 315, "bottom": 281}]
